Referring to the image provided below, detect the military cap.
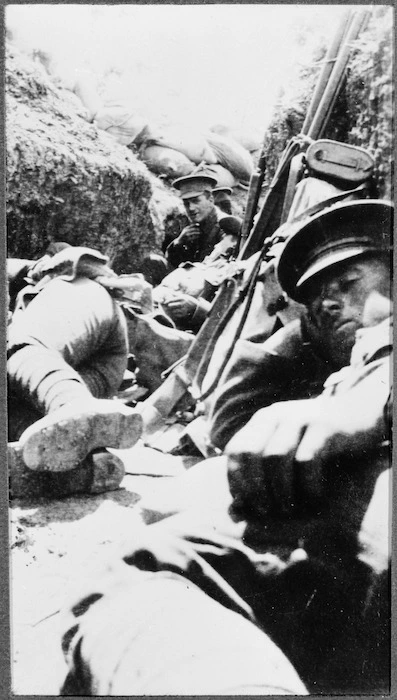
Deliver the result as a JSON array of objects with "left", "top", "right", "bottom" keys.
[
  {"left": 276, "top": 199, "right": 393, "bottom": 302},
  {"left": 173, "top": 174, "right": 218, "bottom": 199},
  {"left": 212, "top": 186, "right": 233, "bottom": 199}
]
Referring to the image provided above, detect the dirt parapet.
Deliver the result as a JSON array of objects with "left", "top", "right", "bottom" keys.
[{"left": 6, "top": 43, "right": 184, "bottom": 272}]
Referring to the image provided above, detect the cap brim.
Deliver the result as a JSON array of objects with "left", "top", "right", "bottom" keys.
[
  {"left": 180, "top": 190, "right": 209, "bottom": 199},
  {"left": 213, "top": 187, "right": 232, "bottom": 195},
  {"left": 297, "top": 246, "right": 378, "bottom": 294}
]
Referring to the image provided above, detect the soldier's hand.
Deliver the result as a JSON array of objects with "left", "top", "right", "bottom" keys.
[
  {"left": 225, "top": 395, "right": 385, "bottom": 521},
  {"left": 178, "top": 224, "right": 201, "bottom": 245},
  {"left": 163, "top": 293, "right": 198, "bottom": 320}
]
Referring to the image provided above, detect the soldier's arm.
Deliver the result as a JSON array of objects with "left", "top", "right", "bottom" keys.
[
  {"left": 209, "top": 339, "right": 292, "bottom": 451},
  {"left": 209, "top": 320, "right": 306, "bottom": 451},
  {"left": 226, "top": 358, "right": 391, "bottom": 521},
  {"left": 165, "top": 225, "right": 200, "bottom": 267}
]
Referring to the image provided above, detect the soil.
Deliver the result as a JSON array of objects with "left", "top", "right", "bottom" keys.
[
  {"left": 6, "top": 42, "right": 185, "bottom": 272},
  {"left": 9, "top": 443, "right": 199, "bottom": 694}
]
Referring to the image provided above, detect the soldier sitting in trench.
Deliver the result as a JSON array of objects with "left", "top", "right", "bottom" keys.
[
  {"left": 165, "top": 173, "right": 233, "bottom": 267},
  {"left": 212, "top": 185, "right": 233, "bottom": 214},
  {"left": 155, "top": 213, "right": 242, "bottom": 332},
  {"left": 60, "top": 198, "right": 392, "bottom": 695}
]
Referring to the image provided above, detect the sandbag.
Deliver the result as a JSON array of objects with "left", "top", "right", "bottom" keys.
[
  {"left": 72, "top": 72, "right": 102, "bottom": 122},
  {"left": 210, "top": 124, "right": 262, "bottom": 153},
  {"left": 145, "top": 124, "right": 217, "bottom": 165},
  {"left": 206, "top": 132, "right": 254, "bottom": 183},
  {"left": 140, "top": 145, "right": 194, "bottom": 178},
  {"left": 94, "top": 100, "right": 147, "bottom": 146},
  {"left": 202, "top": 163, "right": 237, "bottom": 188}
]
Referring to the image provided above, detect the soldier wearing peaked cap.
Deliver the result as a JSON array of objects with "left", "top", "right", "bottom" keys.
[
  {"left": 275, "top": 198, "right": 392, "bottom": 367},
  {"left": 276, "top": 199, "right": 392, "bottom": 303},
  {"left": 166, "top": 174, "right": 225, "bottom": 268},
  {"left": 212, "top": 186, "right": 233, "bottom": 214},
  {"left": 210, "top": 198, "right": 392, "bottom": 450}
]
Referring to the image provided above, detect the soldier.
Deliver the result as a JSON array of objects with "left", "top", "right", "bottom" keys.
[
  {"left": 61, "top": 198, "right": 392, "bottom": 694},
  {"left": 165, "top": 174, "right": 224, "bottom": 267},
  {"left": 209, "top": 198, "right": 391, "bottom": 450},
  {"left": 7, "top": 247, "right": 143, "bottom": 492},
  {"left": 158, "top": 214, "right": 242, "bottom": 332},
  {"left": 212, "top": 185, "right": 233, "bottom": 214}
]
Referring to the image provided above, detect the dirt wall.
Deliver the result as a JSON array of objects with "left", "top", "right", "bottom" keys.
[{"left": 6, "top": 44, "right": 184, "bottom": 272}]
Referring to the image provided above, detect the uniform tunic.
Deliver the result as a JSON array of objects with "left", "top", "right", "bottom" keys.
[
  {"left": 210, "top": 317, "right": 337, "bottom": 450},
  {"left": 165, "top": 208, "right": 222, "bottom": 268},
  {"left": 62, "top": 318, "right": 392, "bottom": 695}
]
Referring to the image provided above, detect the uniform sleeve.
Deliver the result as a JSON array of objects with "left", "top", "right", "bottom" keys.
[
  {"left": 209, "top": 339, "right": 293, "bottom": 451},
  {"left": 185, "top": 298, "right": 212, "bottom": 333},
  {"left": 166, "top": 233, "right": 194, "bottom": 268}
]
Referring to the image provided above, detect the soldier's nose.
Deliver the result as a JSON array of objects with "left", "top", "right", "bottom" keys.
[{"left": 321, "top": 298, "right": 341, "bottom": 315}]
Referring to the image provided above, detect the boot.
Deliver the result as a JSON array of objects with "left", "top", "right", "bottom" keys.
[
  {"left": 8, "top": 443, "right": 126, "bottom": 499},
  {"left": 18, "top": 398, "right": 142, "bottom": 472}
]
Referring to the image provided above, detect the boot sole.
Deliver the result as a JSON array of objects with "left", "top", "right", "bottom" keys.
[
  {"left": 9, "top": 443, "right": 125, "bottom": 498},
  {"left": 20, "top": 405, "right": 142, "bottom": 472}
]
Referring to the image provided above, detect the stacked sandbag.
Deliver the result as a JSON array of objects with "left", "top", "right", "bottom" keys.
[
  {"left": 140, "top": 145, "right": 194, "bottom": 178},
  {"left": 210, "top": 123, "right": 262, "bottom": 154},
  {"left": 67, "top": 66, "right": 256, "bottom": 186},
  {"left": 139, "top": 124, "right": 215, "bottom": 180},
  {"left": 144, "top": 124, "right": 217, "bottom": 165},
  {"left": 199, "top": 164, "right": 238, "bottom": 188},
  {"left": 138, "top": 125, "right": 254, "bottom": 186},
  {"left": 40, "top": 63, "right": 150, "bottom": 149},
  {"left": 205, "top": 132, "right": 254, "bottom": 184},
  {"left": 28, "top": 51, "right": 257, "bottom": 187},
  {"left": 93, "top": 99, "right": 148, "bottom": 147}
]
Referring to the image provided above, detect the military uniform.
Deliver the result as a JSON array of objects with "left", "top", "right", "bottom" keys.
[
  {"left": 165, "top": 174, "right": 224, "bottom": 267},
  {"left": 166, "top": 206, "right": 223, "bottom": 267},
  {"left": 60, "top": 199, "right": 392, "bottom": 694},
  {"left": 61, "top": 313, "right": 392, "bottom": 693},
  {"left": 210, "top": 315, "right": 337, "bottom": 451},
  {"left": 8, "top": 276, "right": 128, "bottom": 440},
  {"left": 7, "top": 247, "right": 142, "bottom": 479}
]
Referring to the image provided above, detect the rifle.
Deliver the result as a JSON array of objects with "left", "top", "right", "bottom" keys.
[
  {"left": 238, "top": 145, "right": 267, "bottom": 253},
  {"left": 238, "top": 7, "right": 370, "bottom": 260}
]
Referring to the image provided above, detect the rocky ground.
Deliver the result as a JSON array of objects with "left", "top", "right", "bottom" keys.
[{"left": 10, "top": 442, "right": 202, "bottom": 694}]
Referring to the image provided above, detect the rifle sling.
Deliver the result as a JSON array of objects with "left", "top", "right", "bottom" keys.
[{"left": 190, "top": 244, "right": 272, "bottom": 401}]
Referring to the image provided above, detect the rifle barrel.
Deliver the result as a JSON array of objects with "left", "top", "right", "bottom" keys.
[
  {"left": 239, "top": 7, "right": 370, "bottom": 259},
  {"left": 302, "top": 7, "right": 353, "bottom": 134},
  {"left": 308, "top": 9, "right": 370, "bottom": 139}
]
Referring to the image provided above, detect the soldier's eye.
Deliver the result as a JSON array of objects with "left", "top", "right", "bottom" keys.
[{"left": 339, "top": 275, "right": 360, "bottom": 293}]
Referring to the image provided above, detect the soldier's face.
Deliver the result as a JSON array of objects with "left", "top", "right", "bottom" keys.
[
  {"left": 303, "top": 255, "right": 391, "bottom": 365},
  {"left": 184, "top": 193, "right": 214, "bottom": 223}
]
